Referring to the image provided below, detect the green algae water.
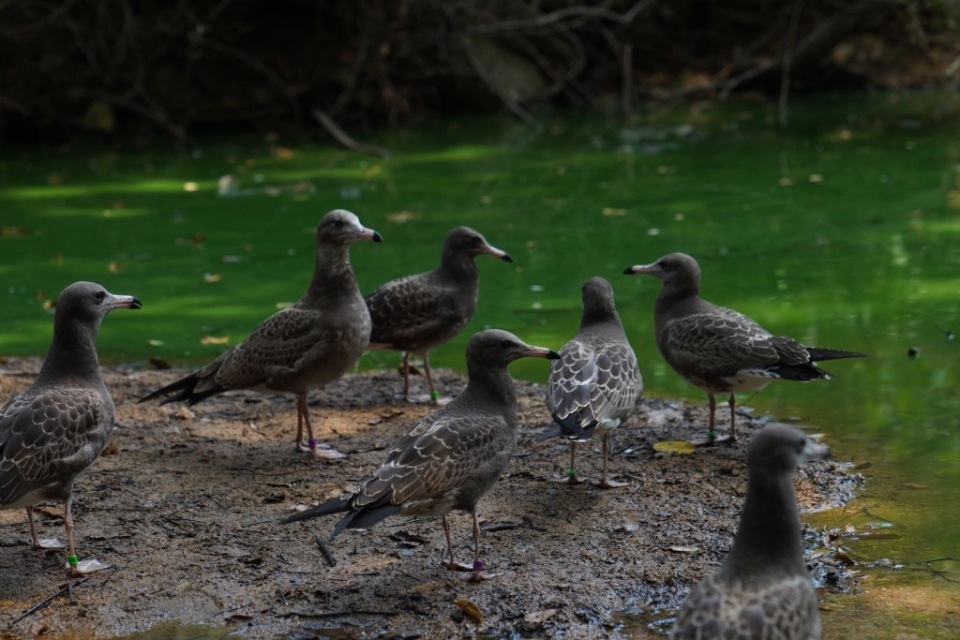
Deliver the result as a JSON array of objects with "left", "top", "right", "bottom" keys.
[{"left": 2, "top": 92, "right": 958, "bottom": 637}]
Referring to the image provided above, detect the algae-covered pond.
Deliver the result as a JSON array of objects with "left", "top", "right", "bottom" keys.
[{"left": 1, "top": 92, "right": 958, "bottom": 637}]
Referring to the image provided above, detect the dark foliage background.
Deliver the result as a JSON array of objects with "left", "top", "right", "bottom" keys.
[{"left": 1, "top": 0, "right": 956, "bottom": 143}]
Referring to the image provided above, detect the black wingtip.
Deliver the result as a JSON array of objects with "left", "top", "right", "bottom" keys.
[
  {"left": 138, "top": 371, "right": 220, "bottom": 405},
  {"left": 535, "top": 424, "right": 563, "bottom": 441},
  {"left": 282, "top": 496, "right": 352, "bottom": 525}
]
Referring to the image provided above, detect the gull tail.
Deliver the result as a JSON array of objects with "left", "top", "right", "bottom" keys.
[
  {"left": 806, "top": 347, "right": 867, "bottom": 362},
  {"left": 283, "top": 496, "right": 401, "bottom": 541},
  {"left": 138, "top": 371, "right": 224, "bottom": 406}
]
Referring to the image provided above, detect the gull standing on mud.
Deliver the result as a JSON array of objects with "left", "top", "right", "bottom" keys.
[
  {"left": 538, "top": 277, "right": 642, "bottom": 488},
  {"left": 670, "top": 424, "right": 828, "bottom": 639},
  {"left": 0, "top": 281, "right": 141, "bottom": 575},
  {"left": 141, "top": 209, "right": 382, "bottom": 457},
  {"left": 365, "top": 226, "right": 513, "bottom": 404},
  {"left": 284, "top": 329, "right": 559, "bottom": 581},
  {"left": 625, "top": 253, "right": 864, "bottom": 445}
]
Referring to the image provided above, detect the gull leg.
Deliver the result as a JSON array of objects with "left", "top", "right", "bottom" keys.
[
  {"left": 298, "top": 397, "right": 343, "bottom": 459},
  {"left": 27, "top": 506, "right": 65, "bottom": 549},
  {"left": 567, "top": 442, "right": 585, "bottom": 485},
  {"left": 548, "top": 442, "right": 585, "bottom": 484},
  {"left": 594, "top": 434, "right": 628, "bottom": 489},
  {"left": 401, "top": 352, "right": 411, "bottom": 402},
  {"left": 26, "top": 506, "right": 41, "bottom": 548},
  {"left": 410, "top": 351, "right": 447, "bottom": 405},
  {"left": 423, "top": 351, "right": 440, "bottom": 405},
  {"left": 440, "top": 514, "right": 472, "bottom": 572},
  {"left": 465, "top": 511, "right": 496, "bottom": 582},
  {"left": 63, "top": 496, "right": 109, "bottom": 575},
  {"left": 707, "top": 393, "right": 717, "bottom": 445},
  {"left": 728, "top": 393, "right": 738, "bottom": 443},
  {"left": 295, "top": 394, "right": 314, "bottom": 453}
]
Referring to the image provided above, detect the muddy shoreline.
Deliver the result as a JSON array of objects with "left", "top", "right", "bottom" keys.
[{"left": 0, "top": 360, "right": 861, "bottom": 638}]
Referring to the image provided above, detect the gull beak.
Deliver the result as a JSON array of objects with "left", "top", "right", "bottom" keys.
[
  {"left": 483, "top": 242, "right": 513, "bottom": 263},
  {"left": 108, "top": 294, "right": 142, "bottom": 310},
  {"left": 624, "top": 262, "right": 661, "bottom": 279},
  {"left": 523, "top": 346, "right": 561, "bottom": 360},
  {"left": 360, "top": 227, "right": 384, "bottom": 243}
]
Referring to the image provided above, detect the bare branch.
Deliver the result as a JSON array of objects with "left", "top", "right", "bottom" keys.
[{"left": 458, "top": 0, "right": 661, "bottom": 36}]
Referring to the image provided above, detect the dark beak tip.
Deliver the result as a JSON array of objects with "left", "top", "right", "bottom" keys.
[
  {"left": 547, "top": 349, "right": 561, "bottom": 360},
  {"left": 623, "top": 267, "right": 635, "bottom": 275},
  {"left": 501, "top": 254, "right": 514, "bottom": 263},
  {"left": 372, "top": 231, "right": 384, "bottom": 243},
  {"left": 130, "top": 299, "right": 143, "bottom": 310}
]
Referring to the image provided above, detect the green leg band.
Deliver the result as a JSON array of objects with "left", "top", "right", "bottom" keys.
[
  {"left": 707, "top": 430, "right": 717, "bottom": 441},
  {"left": 430, "top": 390, "right": 439, "bottom": 402},
  {"left": 68, "top": 554, "right": 79, "bottom": 567},
  {"left": 566, "top": 468, "right": 577, "bottom": 478}
]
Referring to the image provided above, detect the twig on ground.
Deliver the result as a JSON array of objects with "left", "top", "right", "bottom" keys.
[
  {"left": 315, "top": 535, "right": 337, "bottom": 567},
  {"left": 10, "top": 577, "right": 90, "bottom": 627}
]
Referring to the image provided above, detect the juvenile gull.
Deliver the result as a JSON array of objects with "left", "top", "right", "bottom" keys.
[
  {"left": 537, "top": 278, "right": 642, "bottom": 488},
  {"left": 670, "top": 424, "right": 828, "bottom": 639},
  {"left": 284, "top": 329, "right": 559, "bottom": 581},
  {"left": 625, "top": 253, "right": 864, "bottom": 445},
  {"left": 141, "top": 209, "right": 382, "bottom": 457},
  {"left": 0, "top": 281, "right": 141, "bottom": 575},
  {"left": 365, "top": 226, "right": 512, "bottom": 404}
]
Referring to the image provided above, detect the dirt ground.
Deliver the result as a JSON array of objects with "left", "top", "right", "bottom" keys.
[{"left": 0, "top": 359, "right": 861, "bottom": 639}]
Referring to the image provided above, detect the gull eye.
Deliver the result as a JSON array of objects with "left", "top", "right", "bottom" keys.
[
  {"left": 94, "top": 291, "right": 106, "bottom": 303},
  {"left": 500, "top": 339, "right": 513, "bottom": 348}
]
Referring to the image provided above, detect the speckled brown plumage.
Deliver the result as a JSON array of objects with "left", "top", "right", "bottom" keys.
[
  {"left": 539, "top": 277, "right": 642, "bottom": 488},
  {"left": 670, "top": 424, "right": 827, "bottom": 639},
  {"left": 365, "top": 226, "right": 512, "bottom": 403},
  {"left": 625, "top": 253, "right": 864, "bottom": 444},
  {"left": 284, "top": 329, "right": 559, "bottom": 581},
  {"left": 0, "top": 281, "right": 141, "bottom": 575},
  {"left": 140, "top": 209, "right": 382, "bottom": 456}
]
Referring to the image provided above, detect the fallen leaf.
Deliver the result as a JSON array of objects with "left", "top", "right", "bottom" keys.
[
  {"left": 148, "top": 339, "right": 165, "bottom": 347},
  {"left": 524, "top": 609, "right": 558, "bottom": 625},
  {"left": 201, "top": 335, "right": 231, "bottom": 346},
  {"left": 183, "top": 181, "right": 200, "bottom": 192},
  {"left": 653, "top": 440, "right": 696, "bottom": 455},
  {"left": 602, "top": 207, "right": 626, "bottom": 217},
  {"left": 386, "top": 210, "right": 421, "bottom": 223},
  {"left": 203, "top": 273, "right": 222, "bottom": 283},
  {"left": 0, "top": 226, "right": 32, "bottom": 236},
  {"left": 175, "top": 406, "right": 196, "bottom": 420},
  {"left": 455, "top": 599, "right": 483, "bottom": 624},
  {"left": 108, "top": 261, "right": 123, "bottom": 273},
  {"left": 669, "top": 545, "right": 700, "bottom": 554}
]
